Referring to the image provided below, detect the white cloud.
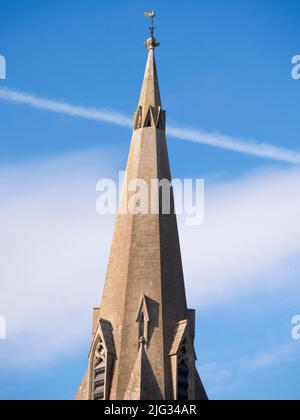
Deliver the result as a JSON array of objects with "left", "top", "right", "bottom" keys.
[
  {"left": 239, "top": 344, "right": 298, "bottom": 371},
  {"left": 1, "top": 87, "right": 300, "bottom": 164},
  {"left": 180, "top": 167, "right": 300, "bottom": 307},
  {"left": 0, "top": 149, "right": 300, "bottom": 368},
  {"left": 0, "top": 149, "right": 116, "bottom": 366},
  {"left": 200, "top": 342, "right": 300, "bottom": 397}
]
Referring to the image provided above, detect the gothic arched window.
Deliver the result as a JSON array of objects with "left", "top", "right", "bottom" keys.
[
  {"left": 177, "top": 341, "right": 189, "bottom": 400},
  {"left": 93, "top": 343, "right": 106, "bottom": 400}
]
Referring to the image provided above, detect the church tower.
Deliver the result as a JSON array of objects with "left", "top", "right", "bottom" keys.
[{"left": 75, "top": 13, "right": 208, "bottom": 401}]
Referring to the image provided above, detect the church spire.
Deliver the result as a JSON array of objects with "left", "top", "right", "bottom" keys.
[{"left": 75, "top": 12, "right": 208, "bottom": 401}]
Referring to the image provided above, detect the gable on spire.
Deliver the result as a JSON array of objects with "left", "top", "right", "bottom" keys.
[{"left": 136, "top": 295, "right": 151, "bottom": 345}]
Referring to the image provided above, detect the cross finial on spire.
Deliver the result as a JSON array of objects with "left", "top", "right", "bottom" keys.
[{"left": 144, "top": 11, "right": 160, "bottom": 49}]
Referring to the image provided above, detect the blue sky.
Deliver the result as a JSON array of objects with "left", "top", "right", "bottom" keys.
[{"left": 0, "top": 0, "right": 300, "bottom": 400}]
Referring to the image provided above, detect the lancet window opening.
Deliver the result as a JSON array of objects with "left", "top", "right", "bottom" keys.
[
  {"left": 177, "top": 340, "right": 189, "bottom": 400},
  {"left": 93, "top": 341, "right": 106, "bottom": 400}
]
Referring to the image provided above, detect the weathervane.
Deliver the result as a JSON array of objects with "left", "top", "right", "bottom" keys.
[
  {"left": 144, "top": 10, "right": 156, "bottom": 37},
  {"left": 144, "top": 11, "right": 160, "bottom": 49}
]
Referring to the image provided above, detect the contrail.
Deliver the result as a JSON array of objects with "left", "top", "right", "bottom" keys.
[
  {"left": 0, "top": 87, "right": 299, "bottom": 165},
  {"left": 167, "top": 127, "right": 300, "bottom": 165},
  {"left": 0, "top": 87, "right": 132, "bottom": 128}
]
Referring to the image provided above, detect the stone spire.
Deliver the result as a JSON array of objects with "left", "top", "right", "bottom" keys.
[
  {"left": 75, "top": 13, "right": 208, "bottom": 401},
  {"left": 138, "top": 47, "right": 161, "bottom": 111},
  {"left": 138, "top": 12, "right": 161, "bottom": 111}
]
